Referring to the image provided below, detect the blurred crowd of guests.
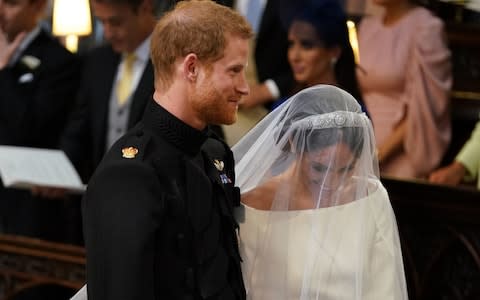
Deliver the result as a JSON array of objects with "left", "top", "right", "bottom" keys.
[{"left": 1, "top": 0, "right": 479, "bottom": 253}]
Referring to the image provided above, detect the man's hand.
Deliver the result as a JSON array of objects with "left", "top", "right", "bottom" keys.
[
  {"left": 31, "top": 186, "right": 68, "bottom": 199},
  {"left": 428, "top": 161, "right": 466, "bottom": 186},
  {"left": 0, "top": 31, "right": 26, "bottom": 69}
]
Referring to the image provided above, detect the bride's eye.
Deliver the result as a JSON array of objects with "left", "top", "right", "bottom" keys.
[
  {"left": 339, "top": 165, "right": 355, "bottom": 173},
  {"left": 311, "top": 162, "right": 328, "bottom": 172}
]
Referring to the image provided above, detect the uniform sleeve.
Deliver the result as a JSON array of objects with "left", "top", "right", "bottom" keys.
[
  {"left": 403, "top": 14, "right": 452, "bottom": 177},
  {"left": 456, "top": 120, "right": 480, "bottom": 182},
  {"left": 84, "top": 161, "right": 164, "bottom": 300}
]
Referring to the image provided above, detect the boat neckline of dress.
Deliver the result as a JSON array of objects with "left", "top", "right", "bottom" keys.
[{"left": 240, "top": 178, "right": 382, "bottom": 214}]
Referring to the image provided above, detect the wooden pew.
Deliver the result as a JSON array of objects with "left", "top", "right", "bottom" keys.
[
  {"left": 0, "top": 234, "right": 85, "bottom": 299},
  {"left": 1, "top": 177, "right": 480, "bottom": 300},
  {"left": 382, "top": 176, "right": 480, "bottom": 300}
]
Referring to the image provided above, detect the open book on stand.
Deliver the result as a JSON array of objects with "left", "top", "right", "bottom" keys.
[{"left": 0, "top": 145, "right": 86, "bottom": 193}]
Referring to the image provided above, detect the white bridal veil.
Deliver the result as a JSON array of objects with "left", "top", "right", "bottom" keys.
[{"left": 233, "top": 85, "right": 408, "bottom": 299}]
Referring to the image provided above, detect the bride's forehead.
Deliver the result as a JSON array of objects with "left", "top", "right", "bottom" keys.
[{"left": 303, "top": 142, "right": 353, "bottom": 159}]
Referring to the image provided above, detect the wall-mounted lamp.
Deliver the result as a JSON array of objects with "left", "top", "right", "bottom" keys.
[{"left": 52, "top": 0, "right": 92, "bottom": 53}]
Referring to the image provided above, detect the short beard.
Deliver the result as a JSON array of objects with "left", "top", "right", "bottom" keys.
[{"left": 192, "top": 82, "right": 237, "bottom": 126}]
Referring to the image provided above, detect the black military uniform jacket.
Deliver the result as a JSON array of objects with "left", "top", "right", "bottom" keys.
[{"left": 84, "top": 99, "right": 246, "bottom": 300}]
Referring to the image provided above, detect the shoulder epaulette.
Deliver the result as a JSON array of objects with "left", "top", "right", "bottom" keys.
[{"left": 119, "top": 126, "right": 152, "bottom": 161}]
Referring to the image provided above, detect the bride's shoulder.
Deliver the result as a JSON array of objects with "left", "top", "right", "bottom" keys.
[{"left": 241, "top": 178, "right": 280, "bottom": 210}]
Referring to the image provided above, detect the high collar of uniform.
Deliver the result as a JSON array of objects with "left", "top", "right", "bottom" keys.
[{"left": 143, "top": 99, "right": 209, "bottom": 156}]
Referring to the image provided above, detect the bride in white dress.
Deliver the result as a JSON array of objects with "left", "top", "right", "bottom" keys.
[{"left": 233, "top": 85, "right": 408, "bottom": 299}]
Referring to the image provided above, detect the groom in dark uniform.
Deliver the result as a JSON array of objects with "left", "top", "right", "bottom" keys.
[{"left": 83, "top": 1, "right": 253, "bottom": 299}]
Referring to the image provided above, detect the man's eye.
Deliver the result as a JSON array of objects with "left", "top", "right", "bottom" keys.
[{"left": 230, "top": 67, "right": 242, "bottom": 74}]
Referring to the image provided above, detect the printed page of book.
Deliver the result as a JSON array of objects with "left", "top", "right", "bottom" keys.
[{"left": 0, "top": 146, "right": 85, "bottom": 193}]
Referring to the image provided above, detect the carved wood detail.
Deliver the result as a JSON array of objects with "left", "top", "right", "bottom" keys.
[
  {"left": 382, "top": 176, "right": 480, "bottom": 300},
  {"left": 0, "top": 234, "right": 85, "bottom": 299}
]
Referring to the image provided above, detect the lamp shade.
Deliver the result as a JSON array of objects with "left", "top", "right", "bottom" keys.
[
  {"left": 52, "top": 0, "right": 92, "bottom": 36},
  {"left": 347, "top": 20, "right": 360, "bottom": 65}
]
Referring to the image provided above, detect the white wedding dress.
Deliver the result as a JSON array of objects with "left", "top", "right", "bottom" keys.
[{"left": 236, "top": 180, "right": 407, "bottom": 299}]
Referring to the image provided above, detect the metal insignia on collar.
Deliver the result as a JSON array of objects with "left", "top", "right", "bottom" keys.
[
  {"left": 213, "top": 159, "right": 224, "bottom": 171},
  {"left": 122, "top": 147, "right": 139, "bottom": 159}
]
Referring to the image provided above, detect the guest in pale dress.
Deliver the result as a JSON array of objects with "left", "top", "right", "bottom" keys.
[{"left": 356, "top": 0, "right": 452, "bottom": 178}]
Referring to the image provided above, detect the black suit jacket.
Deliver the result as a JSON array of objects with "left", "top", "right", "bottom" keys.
[
  {"left": 60, "top": 45, "right": 154, "bottom": 180},
  {"left": 0, "top": 29, "right": 82, "bottom": 243},
  {"left": 223, "top": 0, "right": 293, "bottom": 101},
  {"left": 0, "top": 29, "right": 81, "bottom": 148},
  {"left": 255, "top": 0, "right": 293, "bottom": 98}
]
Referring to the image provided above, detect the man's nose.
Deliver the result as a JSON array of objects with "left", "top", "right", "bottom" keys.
[{"left": 237, "top": 74, "right": 250, "bottom": 95}]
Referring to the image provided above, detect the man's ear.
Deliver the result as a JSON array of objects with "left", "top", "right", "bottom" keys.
[{"left": 183, "top": 53, "right": 198, "bottom": 82}]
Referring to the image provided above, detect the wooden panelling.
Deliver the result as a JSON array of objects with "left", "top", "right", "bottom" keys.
[
  {"left": 0, "top": 234, "right": 85, "bottom": 299},
  {"left": 382, "top": 176, "right": 480, "bottom": 300},
  {"left": 1, "top": 178, "right": 480, "bottom": 300}
]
